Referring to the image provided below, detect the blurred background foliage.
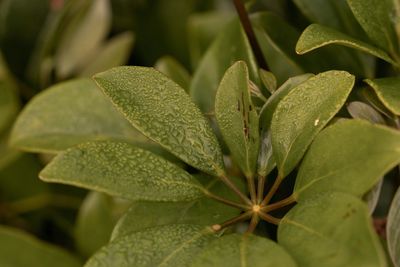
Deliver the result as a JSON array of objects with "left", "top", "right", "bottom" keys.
[{"left": 0, "top": 0, "right": 398, "bottom": 264}]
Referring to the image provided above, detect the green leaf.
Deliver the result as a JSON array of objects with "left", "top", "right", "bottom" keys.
[
  {"left": 155, "top": 56, "right": 191, "bottom": 91},
  {"left": 347, "top": 0, "right": 398, "bottom": 52},
  {"left": 294, "top": 119, "right": 400, "bottom": 200},
  {"left": 10, "top": 78, "right": 144, "bottom": 153},
  {"left": 293, "top": 0, "right": 367, "bottom": 40},
  {"left": 0, "top": 225, "right": 81, "bottom": 267},
  {"left": 55, "top": 0, "right": 111, "bottom": 78},
  {"left": 111, "top": 175, "right": 244, "bottom": 240},
  {"left": 359, "top": 87, "right": 396, "bottom": 120},
  {"left": 75, "top": 192, "right": 116, "bottom": 258},
  {"left": 296, "top": 24, "right": 396, "bottom": 65},
  {"left": 252, "top": 12, "right": 304, "bottom": 84},
  {"left": 215, "top": 61, "right": 259, "bottom": 178},
  {"left": 85, "top": 224, "right": 216, "bottom": 267},
  {"left": 278, "top": 192, "right": 387, "bottom": 267},
  {"left": 271, "top": 71, "right": 354, "bottom": 178},
  {"left": 187, "top": 11, "right": 233, "bottom": 68},
  {"left": 40, "top": 140, "right": 205, "bottom": 202},
  {"left": 259, "top": 69, "right": 277, "bottom": 94},
  {"left": 190, "top": 19, "right": 259, "bottom": 114},
  {"left": 0, "top": 80, "right": 19, "bottom": 134},
  {"left": 387, "top": 186, "right": 400, "bottom": 267},
  {"left": 364, "top": 178, "right": 383, "bottom": 215},
  {"left": 257, "top": 73, "right": 314, "bottom": 177},
  {"left": 347, "top": 101, "right": 386, "bottom": 125},
  {"left": 191, "top": 233, "right": 298, "bottom": 267},
  {"left": 94, "top": 66, "right": 225, "bottom": 176},
  {"left": 365, "top": 78, "right": 400, "bottom": 116},
  {"left": 80, "top": 31, "right": 134, "bottom": 77}
]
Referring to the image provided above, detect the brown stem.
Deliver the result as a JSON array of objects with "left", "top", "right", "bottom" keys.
[
  {"left": 261, "top": 195, "right": 296, "bottom": 212},
  {"left": 247, "top": 176, "right": 257, "bottom": 204},
  {"left": 246, "top": 213, "right": 259, "bottom": 233},
  {"left": 233, "top": 0, "right": 269, "bottom": 70},
  {"left": 260, "top": 175, "right": 282, "bottom": 206},
  {"left": 220, "top": 174, "right": 253, "bottom": 206},
  {"left": 205, "top": 191, "right": 250, "bottom": 210},
  {"left": 256, "top": 174, "right": 266, "bottom": 204},
  {"left": 212, "top": 211, "right": 252, "bottom": 232},
  {"left": 258, "top": 211, "right": 281, "bottom": 225}
]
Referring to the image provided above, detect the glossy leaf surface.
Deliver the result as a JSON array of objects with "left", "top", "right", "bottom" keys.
[
  {"left": 215, "top": 61, "right": 259, "bottom": 177},
  {"left": 347, "top": 101, "right": 386, "bottom": 125},
  {"left": 365, "top": 78, "right": 400, "bottom": 116},
  {"left": 271, "top": 71, "right": 354, "bottom": 178},
  {"left": 94, "top": 66, "right": 224, "bottom": 176},
  {"left": 40, "top": 140, "right": 204, "bottom": 202},
  {"left": 387, "top": 186, "right": 400, "bottom": 267},
  {"left": 191, "top": 233, "right": 297, "bottom": 267},
  {"left": 296, "top": 24, "right": 396, "bottom": 65},
  {"left": 295, "top": 120, "right": 400, "bottom": 200},
  {"left": 0, "top": 226, "right": 81, "bottom": 267},
  {"left": 278, "top": 192, "right": 386, "bottom": 267},
  {"left": 10, "top": 78, "right": 142, "bottom": 153},
  {"left": 85, "top": 224, "right": 216, "bottom": 267}
]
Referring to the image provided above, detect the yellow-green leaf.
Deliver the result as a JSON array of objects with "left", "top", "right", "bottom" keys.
[
  {"left": 347, "top": 0, "right": 398, "bottom": 52},
  {"left": 191, "top": 234, "right": 298, "bottom": 267},
  {"left": 10, "top": 78, "right": 143, "bottom": 153},
  {"left": 94, "top": 66, "right": 225, "bottom": 176},
  {"left": 111, "top": 175, "right": 244, "bottom": 240},
  {"left": 365, "top": 77, "right": 400, "bottom": 116},
  {"left": 271, "top": 71, "right": 354, "bottom": 178},
  {"left": 85, "top": 224, "right": 216, "bottom": 267},
  {"left": 296, "top": 24, "right": 396, "bottom": 65},
  {"left": 155, "top": 56, "right": 191, "bottom": 92},
  {"left": 215, "top": 61, "right": 259, "bottom": 178},
  {"left": 40, "top": 140, "right": 205, "bottom": 202},
  {"left": 294, "top": 120, "right": 400, "bottom": 200},
  {"left": 80, "top": 31, "right": 134, "bottom": 77},
  {"left": 278, "top": 192, "right": 387, "bottom": 267}
]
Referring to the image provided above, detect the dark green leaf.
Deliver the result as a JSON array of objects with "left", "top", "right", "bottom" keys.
[
  {"left": 294, "top": 120, "right": 400, "bottom": 200},
  {"left": 94, "top": 66, "right": 225, "bottom": 176},
  {"left": 190, "top": 19, "right": 259, "bottom": 114},
  {"left": 271, "top": 71, "right": 354, "bottom": 178},
  {"left": 387, "top": 186, "right": 400, "bottom": 267},
  {"left": 40, "top": 140, "right": 205, "bottom": 202},
  {"left": 10, "top": 78, "right": 144, "bottom": 153},
  {"left": 0, "top": 225, "right": 81, "bottom": 267},
  {"left": 187, "top": 11, "right": 233, "bottom": 68},
  {"left": 85, "top": 224, "right": 216, "bottom": 267},
  {"left": 155, "top": 56, "right": 191, "bottom": 91},
  {"left": 296, "top": 24, "right": 396, "bottom": 65},
  {"left": 191, "top": 233, "right": 297, "bottom": 267},
  {"left": 278, "top": 192, "right": 387, "bottom": 267},
  {"left": 365, "top": 78, "right": 400, "bottom": 116},
  {"left": 215, "top": 61, "right": 259, "bottom": 178},
  {"left": 111, "top": 175, "right": 244, "bottom": 240},
  {"left": 0, "top": 80, "right": 19, "bottom": 134}
]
